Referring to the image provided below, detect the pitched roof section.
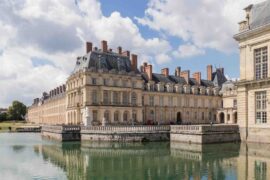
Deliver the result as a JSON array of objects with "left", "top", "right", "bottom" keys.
[
  {"left": 73, "top": 50, "right": 137, "bottom": 73},
  {"left": 212, "top": 68, "right": 227, "bottom": 87},
  {"left": 250, "top": 0, "right": 270, "bottom": 30}
]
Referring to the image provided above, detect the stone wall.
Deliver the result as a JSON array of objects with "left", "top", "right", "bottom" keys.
[
  {"left": 170, "top": 124, "right": 240, "bottom": 144},
  {"left": 81, "top": 125, "right": 170, "bottom": 142}
]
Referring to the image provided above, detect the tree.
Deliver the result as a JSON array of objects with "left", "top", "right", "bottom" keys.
[
  {"left": 7, "top": 101, "right": 27, "bottom": 120},
  {"left": 0, "top": 112, "right": 7, "bottom": 121}
]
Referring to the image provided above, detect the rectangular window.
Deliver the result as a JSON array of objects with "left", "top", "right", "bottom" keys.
[
  {"left": 103, "top": 90, "right": 109, "bottom": 104},
  {"left": 150, "top": 96, "right": 154, "bottom": 106},
  {"left": 256, "top": 91, "right": 267, "bottom": 124},
  {"left": 255, "top": 47, "right": 268, "bottom": 80},
  {"left": 255, "top": 161, "right": 267, "bottom": 180},
  {"left": 159, "top": 96, "right": 164, "bottom": 106},
  {"left": 92, "top": 78, "right": 97, "bottom": 85},
  {"left": 169, "top": 97, "right": 173, "bottom": 107},
  {"left": 233, "top": 99, "right": 237, "bottom": 108}
]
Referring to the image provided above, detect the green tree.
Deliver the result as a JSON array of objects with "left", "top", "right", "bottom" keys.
[
  {"left": 0, "top": 112, "right": 7, "bottom": 121},
  {"left": 7, "top": 101, "right": 27, "bottom": 120}
]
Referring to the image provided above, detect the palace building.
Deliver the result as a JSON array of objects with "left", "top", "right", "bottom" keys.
[
  {"left": 27, "top": 40, "right": 227, "bottom": 126},
  {"left": 234, "top": 0, "right": 270, "bottom": 143}
]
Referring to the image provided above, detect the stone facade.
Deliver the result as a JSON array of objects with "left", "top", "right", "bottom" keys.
[
  {"left": 234, "top": 0, "right": 270, "bottom": 143},
  {"left": 217, "top": 80, "right": 237, "bottom": 124},
  {"left": 28, "top": 40, "right": 226, "bottom": 126}
]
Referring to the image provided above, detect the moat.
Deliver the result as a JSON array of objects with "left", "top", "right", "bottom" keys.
[{"left": 0, "top": 133, "right": 269, "bottom": 180}]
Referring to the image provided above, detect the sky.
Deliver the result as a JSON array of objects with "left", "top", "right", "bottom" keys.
[{"left": 0, "top": 0, "right": 265, "bottom": 107}]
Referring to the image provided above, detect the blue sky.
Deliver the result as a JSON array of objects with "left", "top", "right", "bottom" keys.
[
  {"left": 0, "top": 0, "right": 263, "bottom": 107},
  {"left": 100, "top": 0, "right": 239, "bottom": 79}
]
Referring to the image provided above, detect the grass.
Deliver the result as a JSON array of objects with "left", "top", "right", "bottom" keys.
[{"left": 0, "top": 121, "right": 27, "bottom": 132}]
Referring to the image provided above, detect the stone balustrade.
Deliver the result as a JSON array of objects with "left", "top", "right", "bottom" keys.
[
  {"left": 170, "top": 124, "right": 239, "bottom": 134},
  {"left": 81, "top": 125, "right": 170, "bottom": 134}
]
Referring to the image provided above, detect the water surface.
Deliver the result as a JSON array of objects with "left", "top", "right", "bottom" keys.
[{"left": 0, "top": 133, "right": 268, "bottom": 180}]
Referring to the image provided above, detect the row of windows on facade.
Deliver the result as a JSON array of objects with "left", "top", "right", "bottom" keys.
[
  {"left": 91, "top": 78, "right": 139, "bottom": 88},
  {"left": 91, "top": 77, "right": 219, "bottom": 96},
  {"left": 144, "top": 83, "right": 219, "bottom": 96},
  {"left": 91, "top": 90, "right": 218, "bottom": 107},
  {"left": 255, "top": 47, "right": 268, "bottom": 80},
  {"left": 146, "top": 110, "right": 215, "bottom": 121},
  {"left": 92, "top": 110, "right": 138, "bottom": 122}
]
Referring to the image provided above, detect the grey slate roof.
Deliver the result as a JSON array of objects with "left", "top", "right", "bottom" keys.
[
  {"left": 212, "top": 69, "right": 227, "bottom": 87},
  {"left": 250, "top": 0, "right": 270, "bottom": 30},
  {"left": 142, "top": 73, "right": 215, "bottom": 87},
  {"left": 73, "top": 50, "right": 136, "bottom": 73}
]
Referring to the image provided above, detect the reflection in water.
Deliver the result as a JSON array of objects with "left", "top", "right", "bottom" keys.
[
  {"left": 35, "top": 142, "right": 242, "bottom": 180},
  {"left": 1, "top": 133, "right": 270, "bottom": 180}
]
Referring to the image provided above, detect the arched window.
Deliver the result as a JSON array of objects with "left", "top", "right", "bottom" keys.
[
  {"left": 131, "top": 92, "right": 137, "bottom": 105},
  {"left": 114, "top": 111, "right": 119, "bottom": 122},
  {"left": 123, "top": 111, "right": 129, "bottom": 121},
  {"left": 92, "top": 90, "right": 98, "bottom": 104},
  {"left": 104, "top": 110, "right": 110, "bottom": 122}
]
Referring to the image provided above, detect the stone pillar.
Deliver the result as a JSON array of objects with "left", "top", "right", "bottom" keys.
[{"left": 84, "top": 107, "right": 92, "bottom": 126}]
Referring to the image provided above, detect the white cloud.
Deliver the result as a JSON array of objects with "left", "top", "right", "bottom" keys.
[
  {"left": 136, "top": 0, "right": 265, "bottom": 53},
  {"left": 0, "top": 0, "right": 171, "bottom": 107},
  {"left": 173, "top": 44, "right": 205, "bottom": 58},
  {"left": 156, "top": 53, "right": 171, "bottom": 64}
]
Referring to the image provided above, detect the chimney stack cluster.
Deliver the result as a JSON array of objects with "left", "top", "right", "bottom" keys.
[{"left": 49, "top": 84, "right": 66, "bottom": 98}]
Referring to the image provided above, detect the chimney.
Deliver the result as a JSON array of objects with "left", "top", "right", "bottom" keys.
[
  {"left": 101, "top": 40, "right": 107, "bottom": 52},
  {"left": 207, "top": 65, "right": 213, "bottom": 81},
  {"left": 117, "top": 46, "right": 122, "bottom": 54},
  {"left": 175, "top": 67, "right": 181, "bottom": 76},
  {"left": 161, "top": 68, "right": 169, "bottom": 77},
  {"left": 180, "top": 70, "right": 190, "bottom": 84},
  {"left": 193, "top": 72, "right": 201, "bottom": 85},
  {"left": 86, "top": 42, "right": 92, "bottom": 53},
  {"left": 145, "top": 65, "right": 153, "bottom": 80},
  {"left": 122, "top": 51, "right": 130, "bottom": 58},
  {"left": 131, "top": 54, "right": 138, "bottom": 72}
]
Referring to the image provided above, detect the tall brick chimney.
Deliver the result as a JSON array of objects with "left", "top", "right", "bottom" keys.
[
  {"left": 175, "top": 67, "right": 181, "bottom": 76},
  {"left": 117, "top": 46, "right": 122, "bottom": 54},
  {"left": 207, "top": 65, "right": 213, "bottom": 81},
  {"left": 101, "top": 40, "right": 107, "bottom": 52},
  {"left": 161, "top": 68, "right": 169, "bottom": 77},
  {"left": 193, "top": 72, "right": 201, "bottom": 85},
  {"left": 145, "top": 65, "right": 152, "bottom": 80},
  {"left": 86, "top": 42, "right": 92, "bottom": 53},
  {"left": 131, "top": 54, "right": 138, "bottom": 72},
  {"left": 180, "top": 70, "right": 190, "bottom": 84},
  {"left": 140, "top": 62, "right": 148, "bottom": 72},
  {"left": 122, "top": 50, "right": 130, "bottom": 58}
]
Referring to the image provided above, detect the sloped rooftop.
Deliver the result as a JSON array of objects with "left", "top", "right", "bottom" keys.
[
  {"left": 73, "top": 50, "right": 135, "bottom": 73},
  {"left": 250, "top": 0, "right": 270, "bottom": 30}
]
